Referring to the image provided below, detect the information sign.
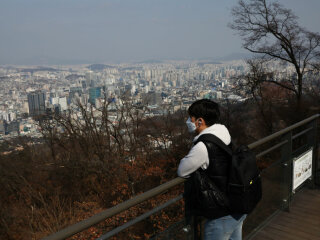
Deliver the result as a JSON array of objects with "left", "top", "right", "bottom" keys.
[{"left": 293, "top": 148, "right": 313, "bottom": 191}]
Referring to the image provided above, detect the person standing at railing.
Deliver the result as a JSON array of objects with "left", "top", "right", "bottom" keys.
[{"left": 177, "top": 99, "right": 246, "bottom": 240}]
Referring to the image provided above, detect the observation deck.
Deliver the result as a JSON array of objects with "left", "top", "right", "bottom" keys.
[
  {"left": 251, "top": 187, "right": 320, "bottom": 240},
  {"left": 43, "top": 114, "right": 320, "bottom": 240}
]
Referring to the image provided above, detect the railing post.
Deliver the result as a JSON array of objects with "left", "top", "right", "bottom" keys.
[
  {"left": 307, "top": 119, "right": 319, "bottom": 187},
  {"left": 281, "top": 131, "right": 292, "bottom": 212}
]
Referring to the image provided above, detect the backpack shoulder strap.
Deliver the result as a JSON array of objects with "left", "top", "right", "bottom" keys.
[{"left": 195, "top": 133, "right": 233, "bottom": 156}]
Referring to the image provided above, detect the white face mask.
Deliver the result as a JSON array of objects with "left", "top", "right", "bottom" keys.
[{"left": 186, "top": 117, "right": 196, "bottom": 133}]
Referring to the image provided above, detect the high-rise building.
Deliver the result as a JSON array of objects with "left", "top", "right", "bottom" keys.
[
  {"left": 27, "top": 91, "right": 46, "bottom": 117},
  {"left": 70, "top": 87, "right": 82, "bottom": 98},
  {"left": 89, "top": 87, "right": 101, "bottom": 105},
  {"left": 50, "top": 97, "right": 68, "bottom": 111},
  {"left": 58, "top": 97, "right": 68, "bottom": 111}
]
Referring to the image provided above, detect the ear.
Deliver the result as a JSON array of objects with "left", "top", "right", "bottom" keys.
[
  {"left": 198, "top": 118, "right": 207, "bottom": 127},
  {"left": 198, "top": 117, "right": 204, "bottom": 126}
]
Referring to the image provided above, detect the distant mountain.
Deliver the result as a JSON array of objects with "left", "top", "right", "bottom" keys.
[
  {"left": 87, "top": 64, "right": 116, "bottom": 71},
  {"left": 18, "top": 66, "right": 60, "bottom": 73},
  {"left": 198, "top": 52, "right": 252, "bottom": 62},
  {"left": 1, "top": 52, "right": 253, "bottom": 67}
]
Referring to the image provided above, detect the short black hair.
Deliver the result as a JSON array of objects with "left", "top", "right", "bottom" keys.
[{"left": 188, "top": 99, "right": 220, "bottom": 126}]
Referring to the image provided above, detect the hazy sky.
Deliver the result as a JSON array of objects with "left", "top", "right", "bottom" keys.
[{"left": 1, "top": 0, "right": 320, "bottom": 65}]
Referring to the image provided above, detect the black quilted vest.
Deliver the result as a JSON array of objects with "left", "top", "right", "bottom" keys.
[{"left": 184, "top": 135, "right": 232, "bottom": 220}]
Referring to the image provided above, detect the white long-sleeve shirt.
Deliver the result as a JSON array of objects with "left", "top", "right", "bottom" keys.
[{"left": 177, "top": 124, "right": 231, "bottom": 178}]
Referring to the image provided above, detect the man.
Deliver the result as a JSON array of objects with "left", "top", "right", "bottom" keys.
[{"left": 177, "top": 99, "right": 246, "bottom": 240}]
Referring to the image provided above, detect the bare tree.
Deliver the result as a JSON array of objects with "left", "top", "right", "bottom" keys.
[
  {"left": 230, "top": 0, "right": 320, "bottom": 101},
  {"left": 235, "top": 59, "right": 287, "bottom": 134}
]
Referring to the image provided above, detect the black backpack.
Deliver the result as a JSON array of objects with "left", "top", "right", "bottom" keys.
[{"left": 197, "top": 134, "right": 262, "bottom": 214}]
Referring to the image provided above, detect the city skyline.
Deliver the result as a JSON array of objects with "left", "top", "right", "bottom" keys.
[{"left": 1, "top": 0, "right": 320, "bottom": 65}]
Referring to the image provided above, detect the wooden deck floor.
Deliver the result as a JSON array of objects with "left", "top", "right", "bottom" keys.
[{"left": 251, "top": 188, "right": 320, "bottom": 240}]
